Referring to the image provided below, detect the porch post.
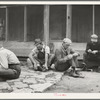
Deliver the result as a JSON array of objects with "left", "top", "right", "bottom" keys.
[
  {"left": 66, "top": 5, "right": 72, "bottom": 39},
  {"left": 5, "top": 7, "right": 8, "bottom": 41},
  {"left": 44, "top": 5, "right": 49, "bottom": 46},
  {"left": 93, "top": 5, "right": 95, "bottom": 35},
  {"left": 24, "top": 6, "right": 27, "bottom": 42}
]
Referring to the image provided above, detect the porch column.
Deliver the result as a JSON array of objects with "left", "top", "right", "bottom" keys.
[
  {"left": 93, "top": 5, "right": 95, "bottom": 35},
  {"left": 24, "top": 6, "right": 27, "bottom": 42},
  {"left": 66, "top": 5, "right": 72, "bottom": 39},
  {"left": 44, "top": 5, "right": 49, "bottom": 46},
  {"left": 5, "top": 7, "right": 8, "bottom": 41}
]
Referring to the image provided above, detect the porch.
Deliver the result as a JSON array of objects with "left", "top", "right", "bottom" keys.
[{"left": 2, "top": 41, "right": 86, "bottom": 60}]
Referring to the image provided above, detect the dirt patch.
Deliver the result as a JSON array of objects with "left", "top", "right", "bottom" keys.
[{"left": 44, "top": 71, "right": 100, "bottom": 93}]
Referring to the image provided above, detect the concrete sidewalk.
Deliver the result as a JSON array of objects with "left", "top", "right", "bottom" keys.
[{"left": 0, "top": 66, "right": 63, "bottom": 93}]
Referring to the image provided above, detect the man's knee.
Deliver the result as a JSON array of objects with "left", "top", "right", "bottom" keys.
[{"left": 11, "top": 64, "right": 21, "bottom": 79}]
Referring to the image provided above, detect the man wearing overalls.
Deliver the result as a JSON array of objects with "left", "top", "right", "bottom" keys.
[{"left": 27, "top": 39, "right": 50, "bottom": 71}]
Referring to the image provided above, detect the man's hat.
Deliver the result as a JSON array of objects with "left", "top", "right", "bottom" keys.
[
  {"left": 34, "top": 39, "right": 42, "bottom": 45},
  {"left": 91, "top": 34, "right": 98, "bottom": 39},
  {"left": 63, "top": 38, "right": 72, "bottom": 45}
]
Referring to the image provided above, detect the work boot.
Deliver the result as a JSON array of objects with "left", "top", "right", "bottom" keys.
[
  {"left": 64, "top": 67, "right": 80, "bottom": 78},
  {"left": 75, "top": 70, "right": 81, "bottom": 75},
  {"left": 71, "top": 67, "right": 84, "bottom": 78}
]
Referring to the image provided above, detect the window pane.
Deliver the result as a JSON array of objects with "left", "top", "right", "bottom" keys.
[
  {"left": 27, "top": 6, "right": 44, "bottom": 41},
  {"left": 8, "top": 6, "right": 24, "bottom": 41},
  {"left": 0, "top": 8, "right": 6, "bottom": 41},
  {"left": 50, "top": 5, "right": 66, "bottom": 40}
]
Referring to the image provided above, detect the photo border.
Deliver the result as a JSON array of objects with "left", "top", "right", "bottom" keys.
[{"left": 0, "top": 0, "right": 100, "bottom": 99}]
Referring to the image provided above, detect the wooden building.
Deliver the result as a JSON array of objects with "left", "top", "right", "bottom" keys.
[{"left": 0, "top": 5, "right": 99, "bottom": 59}]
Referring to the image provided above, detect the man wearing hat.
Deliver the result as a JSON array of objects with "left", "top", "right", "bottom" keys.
[
  {"left": 27, "top": 38, "right": 50, "bottom": 71},
  {"left": 49, "top": 38, "right": 80, "bottom": 77},
  {"left": 83, "top": 34, "right": 100, "bottom": 71}
]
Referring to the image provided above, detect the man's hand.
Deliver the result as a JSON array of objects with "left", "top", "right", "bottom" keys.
[
  {"left": 67, "top": 54, "right": 73, "bottom": 60},
  {"left": 50, "top": 64, "right": 55, "bottom": 69},
  {"left": 92, "top": 50, "right": 98, "bottom": 54},
  {"left": 88, "top": 49, "right": 92, "bottom": 53},
  {"left": 43, "top": 64, "right": 48, "bottom": 70},
  {"left": 73, "top": 53, "right": 79, "bottom": 57}
]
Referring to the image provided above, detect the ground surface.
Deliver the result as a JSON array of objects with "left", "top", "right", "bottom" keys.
[
  {"left": 0, "top": 66, "right": 63, "bottom": 93},
  {"left": 44, "top": 71, "right": 100, "bottom": 93},
  {"left": 0, "top": 64, "right": 100, "bottom": 93}
]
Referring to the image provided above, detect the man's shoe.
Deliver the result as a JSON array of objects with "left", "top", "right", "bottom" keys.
[
  {"left": 64, "top": 68, "right": 80, "bottom": 78},
  {"left": 70, "top": 72, "right": 80, "bottom": 78},
  {"left": 75, "top": 70, "right": 81, "bottom": 75}
]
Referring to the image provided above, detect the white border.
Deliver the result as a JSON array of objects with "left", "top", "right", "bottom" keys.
[
  {"left": 0, "top": 93, "right": 100, "bottom": 99},
  {"left": 0, "top": 1, "right": 100, "bottom": 99},
  {"left": 0, "top": 1, "right": 100, "bottom": 5}
]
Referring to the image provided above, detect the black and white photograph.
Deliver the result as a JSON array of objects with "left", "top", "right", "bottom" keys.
[{"left": 0, "top": 0, "right": 100, "bottom": 99}]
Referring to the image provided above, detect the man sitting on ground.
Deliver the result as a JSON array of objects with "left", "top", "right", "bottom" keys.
[
  {"left": 0, "top": 41, "right": 21, "bottom": 81},
  {"left": 83, "top": 34, "right": 100, "bottom": 72},
  {"left": 27, "top": 39, "right": 50, "bottom": 72},
  {"left": 50, "top": 38, "right": 81, "bottom": 77}
]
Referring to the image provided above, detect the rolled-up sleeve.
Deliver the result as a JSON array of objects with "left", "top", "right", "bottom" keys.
[{"left": 45, "top": 46, "right": 50, "bottom": 54}]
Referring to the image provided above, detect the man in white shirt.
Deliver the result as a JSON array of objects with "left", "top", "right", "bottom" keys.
[
  {"left": 27, "top": 39, "right": 50, "bottom": 71},
  {"left": 0, "top": 42, "right": 21, "bottom": 80}
]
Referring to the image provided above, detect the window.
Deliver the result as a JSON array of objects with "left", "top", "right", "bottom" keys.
[
  {"left": 50, "top": 6, "right": 66, "bottom": 40},
  {"left": 27, "top": 5, "right": 44, "bottom": 41},
  {"left": 8, "top": 6, "right": 24, "bottom": 41},
  {"left": 0, "top": 8, "right": 6, "bottom": 41},
  {"left": 72, "top": 5, "right": 92, "bottom": 42},
  {"left": 95, "top": 6, "right": 100, "bottom": 40}
]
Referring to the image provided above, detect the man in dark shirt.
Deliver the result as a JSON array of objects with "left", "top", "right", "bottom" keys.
[{"left": 83, "top": 34, "right": 100, "bottom": 70}]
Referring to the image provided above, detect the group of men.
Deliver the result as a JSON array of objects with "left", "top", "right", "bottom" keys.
[
  {"left": 0, "top": 34, "right": 100, "bottom": 81},
  {"left": 27, "top": 34, "right": 100, "bottom": 77}
]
